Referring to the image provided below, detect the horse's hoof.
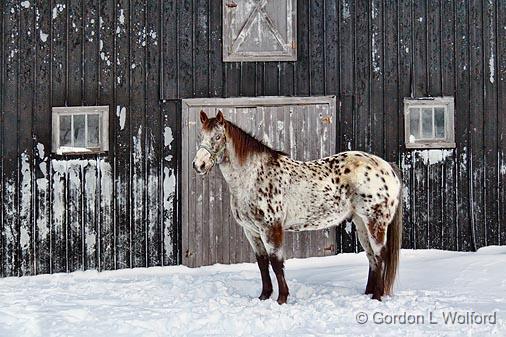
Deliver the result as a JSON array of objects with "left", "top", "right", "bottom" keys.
[
  {"left": 258, "top": 294, "right": 271, "bottom": 301},
  {"left": 371, "top": 293, "right": 383, "bottom": 301},
  {"left": 277, "top": 296, "right": 288, "bottom": 305},
  {"left": 258, "top": 290, "right": 272, "bottom": 300}
]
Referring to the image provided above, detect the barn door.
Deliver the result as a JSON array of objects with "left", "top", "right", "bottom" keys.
[
  {"left": 223, "top": 0, "right": 297, "bottom": 61},
  {"left": 181, "top": 97, "right": 337, "bottom": 267}
]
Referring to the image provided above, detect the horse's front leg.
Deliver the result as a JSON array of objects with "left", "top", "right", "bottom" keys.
[
  {"left": 260, "top": 222, "right": 289, "bottom": 305},
  {"left": 243, "top": 229, "right": 273, "bottom": 300}
]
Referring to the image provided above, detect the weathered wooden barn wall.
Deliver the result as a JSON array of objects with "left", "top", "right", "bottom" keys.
[
  {"left": 0, "top": 0, "right": 180, "bottom": 277},
  {"left": 1, "top": 0, "right": 505, "bottom": 276}
]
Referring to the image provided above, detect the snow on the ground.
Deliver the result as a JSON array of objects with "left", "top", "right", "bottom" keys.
[{"left": 0, "top": 248, "right": 505, "bottom": 337}]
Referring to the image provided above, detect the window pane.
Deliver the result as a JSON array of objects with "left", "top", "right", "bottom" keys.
[
  {"left": 434, "top": 107, "right": 445, "bottom": 138},
  {"left": 421, "top": 108, "right": 433, "bottom": 138},
  {"left": 87, "top": 114, "right": 100, "bottom": 147},
  {"left": 73, "top": 115, "right": 86, "bottom": 147},
  {"left": 59, "top": 115, "right": 72, "bottom": 146},
  {"left": 409, "top": 108, "right": 420, "bottom": 141}
]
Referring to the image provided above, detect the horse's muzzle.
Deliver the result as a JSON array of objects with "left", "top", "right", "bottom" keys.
[{"left": 192, "top": 160, "right": 208, "bottom": 175}]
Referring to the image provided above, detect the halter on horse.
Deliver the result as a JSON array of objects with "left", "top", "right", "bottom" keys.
[{"left": 193, "top": 110, "right": 403, "bottom": 304}]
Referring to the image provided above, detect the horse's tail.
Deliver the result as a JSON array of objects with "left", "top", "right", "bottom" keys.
[{"left": 383, "top": 163, "right": 403, "bottom": 296}]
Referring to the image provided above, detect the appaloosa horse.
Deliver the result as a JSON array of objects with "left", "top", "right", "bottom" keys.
[{"left": 193, "top": 111, "right": 403, "bottom": 304}]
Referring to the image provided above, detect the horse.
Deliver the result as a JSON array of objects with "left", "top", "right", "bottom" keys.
[{"left": 192, "top": 110, "right": 403, "bottom": 304}]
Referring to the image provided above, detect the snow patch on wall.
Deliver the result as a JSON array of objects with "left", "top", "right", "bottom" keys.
[
  {"left": 419, "top": 149, "right": 453, "bottom": 165},
  {"left": 52, "top": 4, "right": 65, "bottom": 19},
  {"left": 19, "top": 152, "right": 32, "bottom": 254},
  {"left": 342, "top": 1, "right": 350, "bottom": 20},
  {"left": 39, "top": 30, "right": 48, "bottom": 42},
  {"left": 116, "top": 106, "right": 126, "bottom": 130}
]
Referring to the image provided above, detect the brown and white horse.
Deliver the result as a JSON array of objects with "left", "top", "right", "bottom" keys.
[{"left": 193, "top": 111, "right": 403, "bottom": 304}]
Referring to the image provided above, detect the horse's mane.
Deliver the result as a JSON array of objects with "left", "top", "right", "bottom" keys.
[{"left": 205, "top": 118, "right": 284, "bottom": 165}]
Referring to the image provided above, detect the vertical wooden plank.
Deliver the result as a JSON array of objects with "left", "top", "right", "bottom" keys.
[
  {"left": 178, "top": 0, "right": 193, "bottom": 98},
  {"left": 130, "top": 0, "right": 147, "bottom": 268},
  {"left": 339, "top": 0, "right": 354, "bottom": 154},
  {"left": 483, "top": 0, "right": 499, "bottom": 246},
  {"left": 115, "top": 0, "right": 132, "bottom": 269},
  {"left": 279, "top": 62, "right": 294, "bottom": 96},
  {"left": 454, "top": 0, "right": 472, "bottom": 251},
  {"left": 427, "top": 0, "right": 442, "bottom": 96},
  {"left": 98, "top": 158, "right": 114, "bottom": 270},
  {"left": 83, "top": 0, "right": 99, "bottom": 104},
  {"left": 161, "top": 0, "right": 178, "bottom": 99},
  {"left": 67, "top": 161, "right": 83, "bottom": 272},
  {"left": 309, "top": 0, "right": 324, "bottom": 96},
  {"left": 2, "top": 0, "right": 19, "bottom": 276},
  {"left": 51, "top": 160, "right": 67, "bottom": 273},
  {"left": 469, "top": 0, "right": 485, "bottom": 249},
  {"left": 241, "top": 63, "right": 257, "bottom": 96},
  {"left": 369, "top": 0, "right": 384, "bottom": 156},
  {"left": 162, "top": 102, "right": 179, "bottom": 266},
  {"left": 33, "top": 0, "right": 53, "bottom": 276},
  {"left": 428, "top": 152, "right": 444, "bottom": 249},
  {"left": 413, "top": 151, "right": 429, "bottom": 249},
  {"left": 195, "top": 0, "right": 208, "bottom": 98},
  {"left": 413, "top": 0, "right": 427, "bottom": 97},
  {"left": 441, "top": 0, "right": 457, "bottom": 251},
  {"left": 400, "top": 152, "right": 413, "bottom": 248},
  {"left": 264, "top": 62, "right": 279, "bottom": 96},
  {"left": 225, "top": 63, "right": 241, "bottom": 97},
  {"left": 68, "top": 0, "right": 83, "bottom": 106},
  {"left": 0, "top": 0, "right": 4, "bottom": 277},
  {"left": 398, "top": 0, "right": 414, "bottom": 249},
  {"left": 209, "top": 0, "right": 223, "bottom": 97},
  {"left": 18, "top": 0, "right": 35, "bottom": 275},
  {"left": 295, "top": 0, "right": 309, "bottom": 96},
  {"left": 83, "top": 161, "right": 98, "bottom": 270},
  {"left": 188, "top": 106, "right": 199, "bottom": 266},
  {"left": 97, "top": 0, "right": 115, "bottom": 271},
  {"left": 324, "top": 0, "right": 339, "bottom": 97},
  {"left": 383, "top": 0, "right": 399, "bottom": 163},
  {"left": 146, "top": 0, "right": 162, "bottom": 267},
  {"left": 354, "top": 0, "right": 370, "bottom": 151},
  {"left": 498, "top": 0, "right": 506, "bottom": 246}
]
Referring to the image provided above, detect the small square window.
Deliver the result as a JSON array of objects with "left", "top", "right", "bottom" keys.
[
  {"left": 52, "top": 106, "right": 109, "bottom": 155},
  {"left": 404, "top": 97, "right": 455, "bottom": 149}
]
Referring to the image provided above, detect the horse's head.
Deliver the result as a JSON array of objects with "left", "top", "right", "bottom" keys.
[{"left": 193, "top": 110, "right": 227, "bottom": 175}]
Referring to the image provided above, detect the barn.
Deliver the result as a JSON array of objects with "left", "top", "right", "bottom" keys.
[{"left": 0, "top": 0, "right": 505, "bottom": 278}]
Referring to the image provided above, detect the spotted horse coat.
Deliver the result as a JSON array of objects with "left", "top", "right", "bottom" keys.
[{"left": 193, "top": 111, "right": 403, "bottom": 304}]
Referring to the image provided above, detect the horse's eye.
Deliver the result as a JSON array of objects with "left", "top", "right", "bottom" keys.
[{"left": 215, "top": 135, "right": 221, "bottom": 141}]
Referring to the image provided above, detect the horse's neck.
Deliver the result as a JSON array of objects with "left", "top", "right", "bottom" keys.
[{"left": 218, "top": 144, "right": 261, "bottom": 194}]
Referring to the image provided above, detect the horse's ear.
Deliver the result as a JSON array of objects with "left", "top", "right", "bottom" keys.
[
  {"left": 200, "top": 110, "right": 208, "bottom": 124},
  {"left": 216, "top": 110, "right": 225, "bottom": 125}
]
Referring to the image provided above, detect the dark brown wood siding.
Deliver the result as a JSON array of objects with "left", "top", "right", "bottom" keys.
[{"left": 1, "top": 0, "right": 505, "bottom": 276}]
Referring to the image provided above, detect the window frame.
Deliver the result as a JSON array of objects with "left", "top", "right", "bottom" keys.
[
  {"left": 222, "top": 0, "right": 297, "bottom": 62},
  {"left": 52, "top": 106, "right": 109, "bottom": 155},
  {"left": 403, "top": 97, "right": 456, "bottom": 149}
]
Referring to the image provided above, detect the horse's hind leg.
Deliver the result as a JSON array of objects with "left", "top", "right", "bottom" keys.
[
  {"left": 353, "top": 216, "right": 376, "bottom": 295},
  {"left": 244, "top": 229, "right": 273, "bottom": 300},
  {"left": 355, "top": 215, "right": 388, "bottom": 300}
]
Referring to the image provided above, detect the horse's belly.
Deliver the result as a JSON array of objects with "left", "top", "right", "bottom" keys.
[{"left": 284, "top": 209, "right": 350, "bottom": 232}]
